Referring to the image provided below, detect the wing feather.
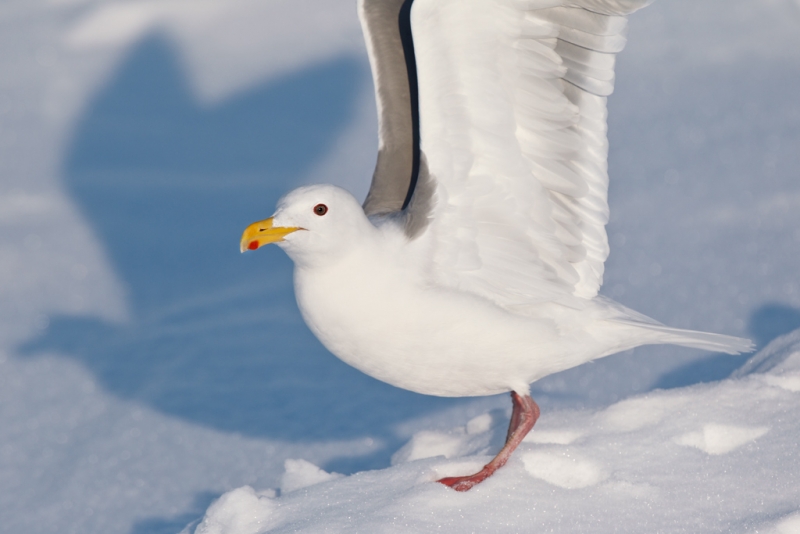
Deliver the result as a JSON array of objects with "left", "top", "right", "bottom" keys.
[
  {"left": 358, "top": 0, "right": 417, "bottom": 216},
  {"left": 405, "top": 0, "right": 650, "bottom": 307}
]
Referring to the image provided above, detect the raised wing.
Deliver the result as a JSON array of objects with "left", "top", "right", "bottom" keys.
[
  {"left": 358, "top": 0, "right": 419, "bottom": 216},
  {"left": 407, "top": 0, "right": 651, "bottom": 308}
]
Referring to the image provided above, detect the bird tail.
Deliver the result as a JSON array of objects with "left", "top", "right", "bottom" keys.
[
  {"left": 615, "top": 320, "right": 755, "bottom": 355},
  {"left": 592, "top": 296, "right": 754, "bottom": 355}
]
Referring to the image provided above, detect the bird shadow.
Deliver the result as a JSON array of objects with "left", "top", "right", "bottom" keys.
[
  {"left": 17, "top": 33, "right": 460, "bottom": 445},
  {"left": 129, "top": 491, "right": 218, "bottom": 534},
  {"left": 652, "top": 302, "right": 800, "bottom": 389}
]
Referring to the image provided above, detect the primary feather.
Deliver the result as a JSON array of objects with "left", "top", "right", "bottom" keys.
[{"left": 407, "top": 0, "right": 650, "bottom": 309}]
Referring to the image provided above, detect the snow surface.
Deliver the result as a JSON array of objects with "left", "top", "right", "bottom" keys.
[
  {"left": 0, "top": 0, "right": 799, "bottom": 532},
  {"left": 187, "top": 331, "right": 800, "bottom": 533}
]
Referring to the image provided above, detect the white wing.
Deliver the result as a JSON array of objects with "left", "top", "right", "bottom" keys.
[{"left": 409, "top": 0, "right": 650, "bottom": 308}]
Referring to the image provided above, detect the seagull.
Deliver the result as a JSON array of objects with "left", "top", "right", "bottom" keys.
[{"left": 241, "top": 0, "right": 752, "bottom": 491}]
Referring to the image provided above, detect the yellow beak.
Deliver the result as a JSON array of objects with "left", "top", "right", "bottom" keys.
[{"left": 240, "top": 217, "right": 302, "bottom": 252}]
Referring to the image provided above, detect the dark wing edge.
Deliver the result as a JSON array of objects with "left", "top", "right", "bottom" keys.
[{"left": 359, "top": 0, "right": 420, "bottom": 216}]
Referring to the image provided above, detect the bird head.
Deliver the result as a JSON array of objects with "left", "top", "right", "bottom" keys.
[{"left": 240, "top": 184, "right": 370, "bottom": 266}]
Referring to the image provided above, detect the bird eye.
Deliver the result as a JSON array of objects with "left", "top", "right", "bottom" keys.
[{"left": 313, "top": 203, "right": 328, "bottom": 216}]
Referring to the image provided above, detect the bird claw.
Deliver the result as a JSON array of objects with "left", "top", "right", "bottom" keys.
[
  {"left": 437, "top": 475, "right": 480, "bottom": 492},
  {"left": 437, "top": 468, "right": 492, "bottom": 492}
]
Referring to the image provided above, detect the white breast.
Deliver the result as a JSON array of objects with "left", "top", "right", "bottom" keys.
[{"left": 292, "top": 240, "right": 595, "bottom": 397}]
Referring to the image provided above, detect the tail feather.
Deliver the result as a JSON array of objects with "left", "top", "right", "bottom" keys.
[
  {"left": 617, "top": 321, "right": 755, "bottom": 355},
  {"left": 591, "top": 296, "right": 754, "bottom": 356}
]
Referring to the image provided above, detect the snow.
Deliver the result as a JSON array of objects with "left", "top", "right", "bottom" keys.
[
  {"left": 188, "top": 487, "right": 277, "bottom": 534},
  {"left": 187, "top": 331, "right": 800, "bottom": 533},
  {"left": 279, "top": 459, "right": 342, "bottom": 494},
  {"left": 0, "top": 0, "right": 798, "bottom": 532}
]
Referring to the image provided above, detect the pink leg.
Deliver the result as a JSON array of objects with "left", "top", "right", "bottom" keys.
[
  {"left": 506, "top": 391, "right": 527, "bottom": 443},
  {"left": 438, "top": 392, "right": 540, "bottom": 492}
]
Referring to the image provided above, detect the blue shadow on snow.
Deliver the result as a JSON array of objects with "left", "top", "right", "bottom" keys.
[
  {"left": 129, "top": 491, "right": 218, "bottom": 534},
  {"left": 18, "top": 34, "right": 460, "bottom": 447},
  {"left": 653, "top": 302, "right": 800, "bottom": 389}
]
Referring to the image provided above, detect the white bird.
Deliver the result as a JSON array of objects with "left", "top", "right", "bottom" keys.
[{"left": 241, "top": 0, "right": 752, "bottom": 491}]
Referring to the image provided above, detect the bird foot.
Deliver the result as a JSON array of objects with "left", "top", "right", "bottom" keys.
[
  {"left": 437, "top": 466, "right": 495, "bottom": 492},
  {"left": 437, "top": 392, "right": 540, "bottom": 492}
]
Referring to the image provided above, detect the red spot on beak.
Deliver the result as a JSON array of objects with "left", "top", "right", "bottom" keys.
[{"left": 248, "top": 240, "right": 259, "bottom": 250}]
